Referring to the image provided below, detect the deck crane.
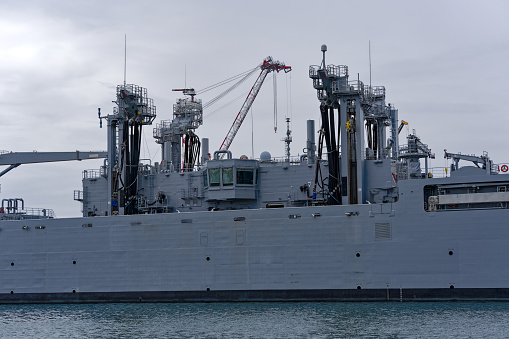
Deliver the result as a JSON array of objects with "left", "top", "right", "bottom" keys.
[{"left": 218, "top": 56, "right": 291, "bottom": 154}]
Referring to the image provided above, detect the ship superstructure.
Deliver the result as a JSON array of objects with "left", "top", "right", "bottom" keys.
[{"left": 1, "top": 46, "right": 509, "bottom": 303}]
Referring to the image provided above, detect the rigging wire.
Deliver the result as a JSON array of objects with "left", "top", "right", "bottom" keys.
[
  {"left": 273, "top": 72, "right": 277, "bottom": 132},
  {"left": 287, "top": 72, "right": 293, "bottom": 130},
  {"left": 285, "top": 72, "right": 289, "bottom": 119},
  {"left": 204, "top": 90, "right": 249, "bottom": 119},
  {"left": 251, "top": 106, "right": 254, "bottom": 159},
  {"left": 197, "top": 66, "right": 259, "bottom": 94},
  {"left": 202, "top": 67, "right": 258, "bottom": 109}
]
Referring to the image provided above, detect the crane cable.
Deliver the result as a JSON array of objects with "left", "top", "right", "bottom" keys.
[
  {"left": 204, "top": 90, "right": 249, "bottom": 119},
  {"left": 273, "top": 72, "right": 277, "bottom": 132},
  {"left": 286, "top": 72, "right": 292, "bottom": 129},
  {"left": 202, "top": 67, "right": 259, "bottom": 109},
  {"left": 197, "top": 66, "right": 259, "bottom": 95}
]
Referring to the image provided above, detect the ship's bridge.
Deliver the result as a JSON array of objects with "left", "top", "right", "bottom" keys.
[{"left": 202, "top": 158, "right": 259, "bottom": 201}]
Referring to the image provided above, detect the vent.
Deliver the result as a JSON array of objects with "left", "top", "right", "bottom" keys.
[{"left": 375, "top": 223, "right": 391, "bottom": 239}]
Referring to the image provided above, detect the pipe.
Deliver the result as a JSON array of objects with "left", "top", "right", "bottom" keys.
[
  {"left": 307, "top": 120, "right": 316, "bottom": 165},
  {"left": 202, "top": 138, "right": 209, "bottom": 164},
  {"left": 213, "top": 150, "right": 232, "bottom": 160},
  {"left": 15, "top": 198, "right": 24, "bottom": 210}
]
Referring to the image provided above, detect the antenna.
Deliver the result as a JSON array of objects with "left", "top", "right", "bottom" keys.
[
  {"left": 369, "top": 40, "right": 372, "bottom": 88},
  {"left": 251, "top": 106, "right": 254, "bottom": 159},
  {"left": 123, "top": 34, "right": 127, "bottom": 86}
]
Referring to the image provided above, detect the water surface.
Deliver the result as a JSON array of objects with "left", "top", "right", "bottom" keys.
[{"left": 1, "top": 302, "right": 508, "bottom": 338}]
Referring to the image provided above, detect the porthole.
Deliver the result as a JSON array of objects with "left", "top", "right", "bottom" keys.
[{"left": 356, "top": 253, "right": 360, "bottom": 258}]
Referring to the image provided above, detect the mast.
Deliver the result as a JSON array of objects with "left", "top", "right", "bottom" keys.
[{"left": 104, "top": 84, "right": 156, "bottom": 215}]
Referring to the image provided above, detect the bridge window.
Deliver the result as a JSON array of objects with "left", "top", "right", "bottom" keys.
[
  {"left": 222, "top": 167, "right": 234, "bottom": 186},
  {"left": 209, "top": 168, "right": 220, "bottom": 186},
  {"left": 237, "top": 169, "right": 254, "bottom": 185}
]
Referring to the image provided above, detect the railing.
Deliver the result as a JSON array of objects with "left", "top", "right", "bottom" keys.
[
  {"left": 309, "top": 65, "right": 320, "bottom": 78},
  {"left": 326, "top": 65, "right": 348, "bottom": 78},
  {"left": 428, "top": 167, "right": 448, "bottom": 178},
  {"left": 74, "top": 190, "right": 84, "bottom": 201},
  {"left": 331, "top": 79, "right": 348, "bottom": 93},
  {"left": 364, "top": 85, "right": 386, "bottom": 98},
  {"left": 348, "top": 80, "right": 364, "bottom": 93},
  {"left": 365, "top": 149, "right": 390, "bottom": 160},
  {"left": 82, "top": 168, "right": 107, "bottom": 179},
  {"left": 256, "top": 155, "right": 306, "bottom": 165},
  {"left": 153, "top": 119, "right": 172, "bottom": 141},
  {"left": 313, "top": 78, "right": 323, "bottom": 90},
  {"left": 309, "top": 65, "right": 348, "bottom": 78},
  {"left": 1, "top": 207, "right": 56, "bottom": 219}
]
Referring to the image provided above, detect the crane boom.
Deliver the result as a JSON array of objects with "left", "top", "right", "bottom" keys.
[{"left": 218, "top": 56, "right": 291, "bottom": 153}]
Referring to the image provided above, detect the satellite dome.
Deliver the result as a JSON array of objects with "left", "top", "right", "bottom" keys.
[{"left": 260, "top": 151, "right": 271, "bottom": 162}]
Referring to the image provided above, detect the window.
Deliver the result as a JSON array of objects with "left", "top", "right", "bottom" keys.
[
  {"left": 222, "top": 167, "right": 233, "bottom": 186},
  {"left": 209, "top": 168, "right": 220, "bottom": 186},
  {"left": 203, "top": 171, "right": 208, "bottom": 187},
  {"left": 236, "top": 169, "right": 254, "bottom": 185}
]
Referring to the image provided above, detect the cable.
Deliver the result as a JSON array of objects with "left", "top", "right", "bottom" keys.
[
  {"left": 202, "top": 68, "right": 258, "bottom": 109},
  {"left": 204, "top": 91, "right": 249, "bottom": 119},
  {"left": 197, "top": 66, "right": 259, "bottom": 95}
]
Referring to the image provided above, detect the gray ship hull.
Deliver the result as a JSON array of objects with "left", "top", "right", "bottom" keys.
[{"left": 2, "top": 174, "right": 509, "bottom": 303}]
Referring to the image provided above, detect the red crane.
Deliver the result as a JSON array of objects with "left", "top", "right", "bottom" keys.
[{"left": 218, "top": 56, "right": 291, "bottom": 153}]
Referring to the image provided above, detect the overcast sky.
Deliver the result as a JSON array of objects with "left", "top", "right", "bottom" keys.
[{"left": 1, "top": 0, "right": 508, "bottom": 217}]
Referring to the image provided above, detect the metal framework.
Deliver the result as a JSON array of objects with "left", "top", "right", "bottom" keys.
[{"left": 218, "top": 56, "right": 291, "bottom": 153}]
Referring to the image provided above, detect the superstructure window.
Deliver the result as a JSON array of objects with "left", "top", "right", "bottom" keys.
[
  {"left": 222, "top": 167, "right": 233, "bottom": 186},
  {"left": 209, "top": 168, "right": 220, "bottom": 186},
  {"left": 236, "top": 169, "right": 254, "bottom": 185},
  {"left": 203, "top": 171, "right": 208, "bottom": 187}
]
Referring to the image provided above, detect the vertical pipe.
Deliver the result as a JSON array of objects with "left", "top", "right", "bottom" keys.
[
  {"left": 390, "top": 107, "right": 399, "bottom": 159},
  {"left": 339, "top": 98, "right": 349, "bottom": 205},
  {"left": 107, "top": 117, "right": 117, "bottom": 216},
  {"left": 306, "top": 120, "right": 315, "bottom": 165},
  {"left": 355, "top": 99, "right": 364, "bottom": 204},
  {"left": 202, "top": 138, "right": 209, "bottom": 164}
]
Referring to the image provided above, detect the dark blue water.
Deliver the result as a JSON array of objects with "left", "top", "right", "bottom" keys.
[{"left": 1, "top": 302, "right": 509, "bottom": 338}]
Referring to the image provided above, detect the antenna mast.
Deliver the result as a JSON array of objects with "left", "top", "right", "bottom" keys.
[
  {"left": 369, "top": 40, "right": 371, "bottom": 88},
  {"left": 123, "top": 34, "right": 127, "bottom": 86}
]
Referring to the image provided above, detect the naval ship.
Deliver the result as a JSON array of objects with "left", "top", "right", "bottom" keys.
[{"left": 1, "top": 45, "right": 508, "bottom": 303}]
